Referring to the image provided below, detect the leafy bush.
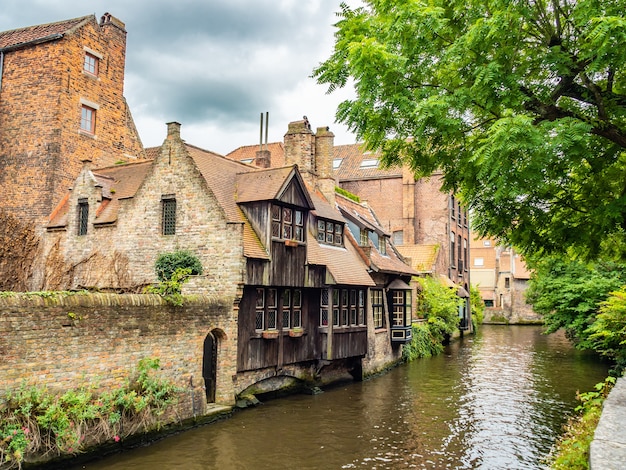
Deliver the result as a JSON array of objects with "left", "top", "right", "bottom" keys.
[
  {"left": 154, "top": 250, "right": 203, "bottom": 282},
  {"left": 402, "top": 322, "right": 444, "bottom": 361},
  {"left": 0, "top": 358, "right": 181, "bottom": 468},
  {"left": 547, "top": 377, "right": 616, "bottom": 470},
  {"left": 470, "top": 284, "right": 485, "bottom": 328},
  {"left": 417, "top": 276, "right": 463, "bottom": 344},
  {"left": 587, "top": 287, "right": 626, "bottom": 375}
]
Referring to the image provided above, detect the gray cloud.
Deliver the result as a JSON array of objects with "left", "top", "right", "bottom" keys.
[{"left": 0, "top": 0, "right": 357, "bottom": 153}]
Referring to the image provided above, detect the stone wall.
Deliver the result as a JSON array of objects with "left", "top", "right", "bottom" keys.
[{"left": 0, "top": 293, "right": 238, "bottom": 408}]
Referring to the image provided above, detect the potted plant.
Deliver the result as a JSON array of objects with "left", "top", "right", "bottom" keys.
[
  {"left": 289, "top": 328, "right": 304, "bottom": 337},
  {"left": 262, "top": 330, "right": 279, "bottom": 339}
]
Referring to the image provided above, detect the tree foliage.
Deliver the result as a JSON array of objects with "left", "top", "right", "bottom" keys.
[
  {"left": 154, "top": 250, "right": 202, "bottom": 282},
  {"left": 587, "top": 286, "right": 626, "bottom": 372},
  {"left": 525, "top": 256, "right": 626, "bottom": 348},
  {"left": 314, "top": 0, "right": 626, "bottom": 259},
  {"left": 417, "top": 276, "right": 463, "bottom": 342}
]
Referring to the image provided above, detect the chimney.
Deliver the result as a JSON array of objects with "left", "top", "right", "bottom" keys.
[
  {"left": 315, "top": 126, "right": 336, "bottom": 205},
  {"left": 167, "top": 121, "right": 182, "bottom": 140},
  {"left": 255, "top": 149, "right": 271, "bottom": 168},
  {"left": 100, "top": 12, "right": 126, "bottom": 31},
  {"left": 284, "top": 119, "right": 315, "bottom": 186}
]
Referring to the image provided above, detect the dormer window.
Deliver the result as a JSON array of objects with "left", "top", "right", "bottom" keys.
[
  {"left": 378, "top": 235, "right": 387, "bottom": 255},
  {"left": 360, "top": 229, "right": 369, "bottom": 246},
  {"left": 317, "top": 219, "right": 343, "bottom": 246},
  {"left": 271, "top": 204, "right": 304, "bottom": 242}
]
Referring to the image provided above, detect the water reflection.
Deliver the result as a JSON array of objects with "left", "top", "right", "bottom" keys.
[{"left": 74, "top": 326, "right": 608, "bottom": 470}]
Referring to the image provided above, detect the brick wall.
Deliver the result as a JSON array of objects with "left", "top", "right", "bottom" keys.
[
  {"left": 0, "top": 293, "right": 238, "bottom": 407},
  {"left": 0, "top": 15, "right": 144, "bottom": 224},
  {"left": 38, "top": 123, "right": 245, "bottom": 295}
]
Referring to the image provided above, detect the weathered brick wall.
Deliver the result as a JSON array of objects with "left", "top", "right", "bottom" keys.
[
  {"left": 38, "top": 124, "right": 245, "bottom": 295},
  {"left": 0, "top": 293, "right": 238, "bottom": 407},
  {"left": 0, "top": 15, "right": 144, "bottom": 224}
]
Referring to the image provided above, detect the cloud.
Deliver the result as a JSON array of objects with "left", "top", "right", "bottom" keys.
[{"left": 0, "top": 0, "right": 358, "bottom": 154}]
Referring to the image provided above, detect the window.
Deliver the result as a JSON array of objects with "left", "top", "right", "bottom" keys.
[
  {"left": 360, "top": 158, "right": 379, "bottom": 169},
  {"left": 80, "top": 105, "right": 96, "bottom": 134},
  {"left": 393, "top": 230, "right": 404, "bottom": 246},
  {"left": 483, "top": 240, "right": 491, "bottom": 247},
  {"left": 77, "top": 198, "right": 89, "bottom": 236},
  {"left": 451, "top": 196, "right": 456, "bottom": 219},
  {"left": 463, "top": 239, "right": 468, "bottom": 271},
  {"left": 372, "top": 289, "right": 384, "bottom": 328},
  {"left": 317, "top": 219, "right": 343, "bottom": 246},
  {"left": 450, "top": 231, "right": 456, "bottom": 267},
  {"left": 378, "top": 236, "right": 387, "bottom": 255},
  {"left": 484, "top": 299, "right": 494, "bottom": 307},
  {"left": 505, "top": 277, "right": 510, "bottom": 289},
  {"left": 272, "top": 205, "right": 304, "bottom": 242},
  {"left": 320, "top": 288, "right": 329, "bottom": 326},
  {"left": 257, "top": 288, "right": 301, "bottom": 332},
  {"left": 321, "top": 288, "right": 365, "bottom": 327},
  {"left": 161, "top": 196, "right": 176, "bottom": 235},
  {"left": 332, "top": 289, "right": 340, "bottom": 326},
  {"left": 458, "top": 235, "right": 463, "bottom": 272},
  {"left": 474, "top": 257, "right": 484, "bottom": 267},
  {"left": 391, "top": 290, "right": 412, "bottom": 327},
  {"left": 333, "top": 158, "right": 343, "bottom": 169},
  {"left": 360, "top": 229, "right": 369, "bottom": 246},
  {"left": 83, "top": 52, "right": 99, "bottom": 76}
]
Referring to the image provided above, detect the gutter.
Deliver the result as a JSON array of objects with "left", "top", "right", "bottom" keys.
[{"left": 0, "top": 33, "right": 63, "bottom": 91}]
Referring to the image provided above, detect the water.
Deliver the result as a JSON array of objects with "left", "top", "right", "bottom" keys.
[{"left": 73, "top": 326, "right": 609, "bottom": 469}]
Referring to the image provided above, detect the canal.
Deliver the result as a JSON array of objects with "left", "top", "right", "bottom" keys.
[{"left": 74, "top": 325, "right": 609, "bottom": 469}]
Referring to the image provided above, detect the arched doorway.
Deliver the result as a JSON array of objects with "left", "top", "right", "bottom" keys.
[{"left": 202, "top": 331, "right": 218, "bottom": 403}]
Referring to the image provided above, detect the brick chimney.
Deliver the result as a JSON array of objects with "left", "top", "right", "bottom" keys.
[
  {"left": 284, "top": 119, "right": 315, "bottom": 187},
  {"left": 315, "top": 126, "right": 336, "bottom": 205},
  {"left": 255, "top": 149, "right": 271, "bottom": 168}
]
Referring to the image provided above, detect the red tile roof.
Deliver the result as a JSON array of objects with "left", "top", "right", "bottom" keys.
[
  {"left": 396, "top": 244, "right": 440, "bottom": 274},
  {"left": 0, "top": 15, "right": 92, "bottom": 49},
  {"left": 226, "top": 142, "right": 286, "bottom": 167}
]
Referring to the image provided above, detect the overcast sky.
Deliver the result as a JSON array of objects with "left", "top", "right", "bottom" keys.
[{"left": 0, "top": 0, "right": 358, "bottom": 154}]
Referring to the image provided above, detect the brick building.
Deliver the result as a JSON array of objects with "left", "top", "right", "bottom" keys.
[
  {"left": 228, "top": 139, "right": 472, "bottom": 331},
  {"left": 0, "top": 13, "right": 144, "bottom": 225},
  {"left": 43, "top": 120, "right": 416, "bottom": 404}
]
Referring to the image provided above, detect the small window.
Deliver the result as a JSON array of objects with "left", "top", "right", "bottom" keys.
[
  {"left": 360, "top": 158, "right": 379, "bottom": 169},
  {"left": 80, "top": 105, "right": 96, "bottom": 134},
  {"left": 360, "top": 229, "right": 369, "bottom": 246},
  {"left": 505, "top": 277, "right": 510, "bottom": 289},
  {"left": 317, "top": 218, "right": 343, "bottom": 247},
  {"left": 474, "top": 257, "right": 484, "bottom": 267},
  {"left": 77, "top": 199, "right": 89, "bottom": 236},
  {"left": 372, "top": 289, "right": 384, "bottom": 329},
  {"left": 378, "top": 236, "right": 387, "bottom": 255},
  {"left": 450, "top": 231, "right": 456, "bottom": 267},
  {"left": 483, "top": 240, "right": 492, "bottom": 247},
  {"left": 84, "top": 52, "right": 99, "bottom": 76},
  {"left": 393, "top": 230, "right": 404, "bottom": 246},
  {"left": 333, "top": 158, "right": 343, "bottom": 169},
  {"left": 161, "top": 197, "right": 176, "bottom": 235}
]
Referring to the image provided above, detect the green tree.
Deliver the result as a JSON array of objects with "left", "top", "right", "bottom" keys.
[
  {"left": 470, "top": 284, "right": 485, "bottom": 328},
  {"left": 525, "top": 256, "right": 626, "bottom": 347},
  {"left": 587, "top": 286, "right": 626, "bottom": 372},
  {"left": 314, "top": 0, "right": 626, "bottom": 260}
]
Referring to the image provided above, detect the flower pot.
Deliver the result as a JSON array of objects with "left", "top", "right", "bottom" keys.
[
  {"left": 289, "top": 329, "right": 304, "bottom": 337},
  {"left": 262, "top": 330, "right": 279, "bottom": 339}
]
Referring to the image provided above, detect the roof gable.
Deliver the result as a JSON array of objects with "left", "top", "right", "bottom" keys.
[{"left": 236, "top": 166, "right": 314, "bottom": 209}]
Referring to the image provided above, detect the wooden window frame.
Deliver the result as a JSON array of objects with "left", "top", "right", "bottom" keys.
[
  {"left": 80, "top": 105, "right": 96, "bottom": 134},
  {"left": 317, "top": 218, "right": 344, "bottom": 247},
  {"left": 372, "top": 289, "right": 384, "bottom": 329},
  {"left": 83, "top": 52, "right": 99, "bottom": 76},
  {"left": 272, "top": 204, "right": 304, "bottom": 242}
]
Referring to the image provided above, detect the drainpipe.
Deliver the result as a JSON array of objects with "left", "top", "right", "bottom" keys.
[{"left": 0, "top": 51, "right": 4, "bottom": 91}]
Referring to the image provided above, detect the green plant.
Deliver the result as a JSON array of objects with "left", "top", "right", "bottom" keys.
[
  {"left": 470, "top": 284, "right": 485, "bottom": 328},
  {"left": 144, "top": 267, "right": 192, "bottom": 306},
  {"left": 548, "top": 377, "right": 616, "bottom": 469},
  {"left": 586, "top": 287, "right": 626, "bottom": 375},
  {"left": 154, "top": 250, "right": 203, "bottom": 282},
  {"left": 416, "top": 276, "right": 463, "bottom": 344},
  {"left": 0, "top": 358, "right": 181, "bottom": 468},
  {"left": 402, "top": 322, "right": 444, "bottom": 362},
  {"left": 335, "top": 186, "right": 360, "bottom": 202}
]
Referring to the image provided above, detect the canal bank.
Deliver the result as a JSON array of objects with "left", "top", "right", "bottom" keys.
[
  {"left": 590, "top": 376, "right": 626, "bottom": 469},
  {"left": 67, "top": 325, "right": 609, "bottom": 470}
]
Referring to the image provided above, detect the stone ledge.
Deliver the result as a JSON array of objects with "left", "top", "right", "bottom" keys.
[{"left": 590, "top": 376, "right": 626, "bottom": 469}]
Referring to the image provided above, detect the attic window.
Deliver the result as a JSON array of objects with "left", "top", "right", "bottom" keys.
[
  {"left": 378, "top": 235, "right": 387, "bottom": 255},
  {"left": 317, "top": 219, "right": 343, "bottom": 247},
  {"left": 360, "top": 158, "right": 379, "bottom": 169},
  {"left": 271, "top": 204, "right": 304, "bottom": 242},
  {"left": 333, "top": 158, "right": 343, "bottom": 169}
]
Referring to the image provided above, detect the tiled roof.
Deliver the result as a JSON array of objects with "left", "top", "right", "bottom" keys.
[
  {"left": 336, "top": 193, "right": 389, "bottom": 236},
  {"left": 307, "top": 236, "right": 375, "bottom": 287},
  {"left": 0, "top": 15, "right": 92, "bottom": 49},
  {"left": 334, "top": 144, "right": 402, "bottom": 182},
  {"left": 226, "top": 142, "right": 286, "bottom": 167},
  {"left": 236, "top": 166, "right": 299, "bottom": 203},
  {"left": 396, "top": 244, "right": 440, "bottom": 273},
  {"left": 309, "top": 190, "right": 344, "bottom": 223}
]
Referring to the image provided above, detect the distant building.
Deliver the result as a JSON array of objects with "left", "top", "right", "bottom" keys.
[{"left": 469, "top": 236, "right": 541, "bottom": 323}]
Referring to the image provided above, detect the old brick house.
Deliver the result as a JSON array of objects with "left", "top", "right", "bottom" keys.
[
  {"left": 43, "top": 120, "right": 416, "bottom": 404},
  {"left": 228, "top": 139, "right": 472, "bottom": 331},
  {"left": 0, "top": 13, "right": 144, "bottom": 225}
]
